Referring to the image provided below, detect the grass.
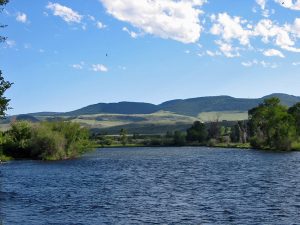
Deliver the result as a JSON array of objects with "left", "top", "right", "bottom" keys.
[
  {"left": 58, "top": 111, "right": 198, "bottom": 134},
  {"left": 198, "top": 111, "right": 248, "bottom": 122}
]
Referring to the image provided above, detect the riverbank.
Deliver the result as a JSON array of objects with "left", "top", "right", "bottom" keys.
[{"left": 94, "top": 142, "right": 251, "bottom": 150}]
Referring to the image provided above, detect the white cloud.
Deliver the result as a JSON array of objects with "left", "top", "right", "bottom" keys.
[
  {"left": 72, "top": 62, "right": 85, "bottom": 70},
  {"left": 292, "top": 62, "right": 300, "bottom": 66},
  {"left": 205, "top": 50, "right": 221, "bottom": 57},
  {"left": 256, "top": 0, "right": 267, "bottom": 10},
  {"left": 71, "top": 61, "right": 85, "bottom": 70},
  {"left": 88, "top": 15, "right": 95, "bottom": 21},
  {"left": 206, "top": 50, "right": 215, "bottom": 57},
  {"left": 210, "top": 13, "right": 252, "bottom": 46},
  {"left": 122, "top": 27, "right": 138, "bottom": 39},
  {"left": 255, "top": 0, "right": 272, "bottom": 17},
  {"left": 209, "top": 12, "right": 300, "bottom": 55},
  {"left": 263, "top": 48, "right": 285, "bottom": 57},
  {"left": 16, "top": 12, "right": 27, "bottom": 23},
  {"left": 5, "top": 40, "right": 16, "bottom": 48},
  {"left": 276, "top": 0, "right": 300, "bottom": 10},
  {"left": 72, "top": 64, "right": 83, "bottom": 70},
  {"left": 292, "top": 18, "right": 300, "bottom": 37},
  {"left": 96, "top": 21, "right": 106, "bottom": 29},
  {"left": 100, "top": 0, "right": 206, "bottom": 44},
  {"left": 242, "top": 61, "right": 254, "bottom": 67},
  {"left": 253, "top": 18, "right": 300, "bottom": 52},
  {"left": 261, "top": 60, "right": 278, "bottom": 68},
  {"left": 215, "top": 40, "right": 240, "bottom": 58},
  {"left": 92, "top": 64, "right": 108, "bottom": 72},
  {"left": 46, "top": 2, "right": 82, "bottom": 23},
  {"left": 241, "top": 59, "right": 278, "bottom": 68},
  {"left": 254, "top": 19, "right": 277, "bottom": 43}
]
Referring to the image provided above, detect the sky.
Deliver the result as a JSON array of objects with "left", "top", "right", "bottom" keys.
[{"left": 1, "top": 0, "right": 300, "bottom": 115}]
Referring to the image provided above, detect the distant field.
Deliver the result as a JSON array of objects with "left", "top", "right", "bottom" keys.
[
  {"left": 0, "top": 111, "right": 248, "bottom": 134},
  {"left": 70, "top": 111, "right": 199, "bottom": 133},
  {"left": 198, "top": 111, "right": 248, "bottom": 122},
  {"left": 0, "top": 111, "right": 199, "bottom": 134}
]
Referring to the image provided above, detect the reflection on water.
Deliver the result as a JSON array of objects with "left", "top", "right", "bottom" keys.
[{"left": 1, "top": 147, "right": 300, "bottom": 224}]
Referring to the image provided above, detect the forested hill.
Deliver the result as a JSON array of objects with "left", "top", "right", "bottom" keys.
[
  {"left": 58, "top": 93, "right": 300, "bottom": 117},
  {"left": 63, "top": 102, "right": 158, "bottom": 116}
]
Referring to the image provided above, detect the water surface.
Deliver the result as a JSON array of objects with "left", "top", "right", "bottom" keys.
[{"left": 1, "top": 147, "right": 300, "bottom": 224}]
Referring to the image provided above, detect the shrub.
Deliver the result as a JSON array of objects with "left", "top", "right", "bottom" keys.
[
  {"left": 3, "top": 121, "right": 33, "bottom": 158},
  {"left": 30, "top": 125, "right": 66, "bottom": 160},
  {"left": 3, "top": 121, "right": 91, "bottom": 160}
]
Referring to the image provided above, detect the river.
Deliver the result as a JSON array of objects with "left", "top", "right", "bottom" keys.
[{"left": 1, "top": 147, "right": 300, "bottom": 224}]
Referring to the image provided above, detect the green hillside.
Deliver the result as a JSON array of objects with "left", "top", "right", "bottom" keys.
[
  {"left": 63, "top": 102, "right": 158, "bottom": 116},
  {"left": 2, "top": 93, "right": 300, "bottom": 134},
  {"left": 47, "top": 93, "right": 300, "bottom": 117}
]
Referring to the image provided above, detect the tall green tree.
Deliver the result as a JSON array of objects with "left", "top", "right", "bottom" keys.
[
  {"left": 0, "top": 0, "right": 12, "bottom": 117},
  {"left": 288, "top": 102, "right": 300, "bottom": 136},
  {"left": 248, "top": 97, "right": 296, "bottom": 150},
  {"left": 186, "top": 121, "right": 207, "bottom": 143}
]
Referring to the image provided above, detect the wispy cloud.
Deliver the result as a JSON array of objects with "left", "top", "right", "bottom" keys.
[
  {"left": 292, "top": 62, "right": 300, "bottom": 66},
  {"left": 122, "top": 27, "right": 138, "bottom": 39},
  {"left": 46, "top": 2, "right": 82, "bottom": 23},
  {"left": 96, "top": 21, "right": 106, "bottom": 29},
  {"left": 241, "top": 59, "right": 278, "bottom": 68},
  {"left": 16, "top": 12, "right": 28, "bottom": 23},
  {"left": 5, "top": 40, "right": 16, "bottom": 48},
  {"left": 263, "top": 49, "right": 285, "bottom": 58},
  {"left": 91, "top": 64, "right": 108, "bottom": 72},
  {"left": 72, "top": 61, "right": 85, "bottom": 70}
]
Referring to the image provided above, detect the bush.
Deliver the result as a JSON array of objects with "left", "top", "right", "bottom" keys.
[
  {"left": 30, "top": 125, "right": 66, "bottom": 160},
  {"left": 207, "top": 138, "right": 217, "bottom": 147},
  {"left": 3, "top": 121, "right": 91, "bottom": 160},
  {"left": 3, "top": 121, "right": 33, "bottom": 158}
]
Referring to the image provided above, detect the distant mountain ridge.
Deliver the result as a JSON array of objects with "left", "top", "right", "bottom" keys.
[
  {"left": 59, "top": 93, "right": 300, "bottom": 117},
  {"left": 14, "top": 93, "right": 300, "bottom": 118},
  {"left": 63, "top": 102, "right": 158, "bottom": 116}
]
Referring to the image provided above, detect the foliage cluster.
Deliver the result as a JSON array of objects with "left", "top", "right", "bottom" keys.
[
  {"left": 248, "top": 98, "right": 300, "bottom": 150},
  {"left": 1, "top": 121, "right": 91, "bottom": 160}
]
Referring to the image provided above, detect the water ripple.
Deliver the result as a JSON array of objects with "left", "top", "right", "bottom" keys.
[{"left": 1, "top": 147, "right": 300, "bottom": 224}]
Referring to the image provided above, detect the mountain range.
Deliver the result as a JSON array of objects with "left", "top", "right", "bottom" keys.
[
  {"left": 2, "top": 93, "right": 300, "bottom": 134},
  {"left": 27, "top": 93, "right": 300, "bottom": 117}
]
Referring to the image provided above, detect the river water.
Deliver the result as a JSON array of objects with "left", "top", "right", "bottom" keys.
[{"left": 1, "top": 147, "right": 300, "bottom": 224}]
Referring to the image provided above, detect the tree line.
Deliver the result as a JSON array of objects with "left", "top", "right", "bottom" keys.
[
  {"left": 93, "top": 97, "right": 300, "bottom": 151},
  {"left": 182, "top": 97, "right": 300, "bottom": 150}
]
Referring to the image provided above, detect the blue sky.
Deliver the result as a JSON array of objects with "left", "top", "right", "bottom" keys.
[{"left": 1, "top": 0, "right": 300, "bottom": 115}]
